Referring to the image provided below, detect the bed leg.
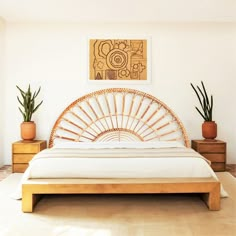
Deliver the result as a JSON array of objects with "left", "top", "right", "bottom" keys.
[
  {"left": 202, "top": 184, "right": 220, "bottom": 211},
  {"left": 22, "top": 187, "right": 42, "bottom": 213}
]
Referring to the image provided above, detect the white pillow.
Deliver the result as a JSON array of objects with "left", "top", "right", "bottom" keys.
[{"left": 53, "top": 141, "right": 184, "bottom": 149}]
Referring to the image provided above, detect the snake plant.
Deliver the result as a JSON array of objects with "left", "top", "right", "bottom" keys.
[
  {"left": 16, "top": 85, "right": 43, "bottom": 122},
  {"left": 190, "top": 81, "right": 213, "bottom": 121}
]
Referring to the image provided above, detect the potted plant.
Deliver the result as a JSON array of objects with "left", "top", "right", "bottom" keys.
[
  {"left": 190, "top": 81, "right": 217, "bottom": 140},
  {"left": 16, "top": 84, "right": 43, "bottom": 141}
]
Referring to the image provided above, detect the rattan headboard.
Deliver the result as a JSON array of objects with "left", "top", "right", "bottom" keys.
[{"left": 49, "top": 88, "right": 189, "bottom": 147}]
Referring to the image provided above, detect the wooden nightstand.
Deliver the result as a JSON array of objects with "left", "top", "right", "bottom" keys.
[
  {"left": 12, "top": 140, "right": 47, "bottom": 173},
  {"left": 191, "top": 139, "right": 226, "bottom": 172}
]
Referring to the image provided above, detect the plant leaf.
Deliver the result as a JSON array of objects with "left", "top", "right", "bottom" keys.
[
  {"left": 190, "top": 82, "right": 213, "bottom": 121},
  {"left": 16, "top": 84, "right": 43, "bottom": 121}
]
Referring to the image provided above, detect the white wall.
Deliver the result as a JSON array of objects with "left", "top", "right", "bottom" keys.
[
  {"left": 0, "top": 18, "right": 6, "bottom": 167},
  {"left": 3, "top": 22, "right": 236, "bottom": 164}
]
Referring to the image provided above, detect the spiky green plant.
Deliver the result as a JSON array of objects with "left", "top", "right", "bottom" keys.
[
  {"left": 190, "top": 81, "right": 213, "bottom": 121},
  {"left": 16, "top": 85, "right": 43, "bottom": 122}
]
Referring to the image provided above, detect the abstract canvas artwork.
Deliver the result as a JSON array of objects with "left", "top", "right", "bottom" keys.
[{"left": 89, "top": 39, "right": 148, "bottom": 81}]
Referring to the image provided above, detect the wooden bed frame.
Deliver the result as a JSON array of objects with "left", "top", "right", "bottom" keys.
[{"left": 22, "top": 88, "right": 220, "bottom": 212}]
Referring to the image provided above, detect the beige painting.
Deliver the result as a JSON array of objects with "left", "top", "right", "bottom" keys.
[{"left": 89, "top": 39, "right": 147, "bottom": 81}]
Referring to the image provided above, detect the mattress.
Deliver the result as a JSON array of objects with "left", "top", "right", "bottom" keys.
[{"left": 25, "top": 146, "right": 212, "bottom": 179}]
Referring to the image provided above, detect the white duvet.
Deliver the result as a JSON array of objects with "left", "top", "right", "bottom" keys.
[{"left": 12, "top": 141, "right": 228, "bottom": 198}]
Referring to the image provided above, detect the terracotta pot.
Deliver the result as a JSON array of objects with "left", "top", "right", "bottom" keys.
[
  {"left": 21, "top": 121, "right": 36, "bottom": 141},
  {"left": 202, "top": 121, "right": 217, "bottom": 140}
]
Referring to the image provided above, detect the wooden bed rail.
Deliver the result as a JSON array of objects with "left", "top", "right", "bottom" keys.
[{"left": 22, "top": 178, "right": 220, "bottom": 212}]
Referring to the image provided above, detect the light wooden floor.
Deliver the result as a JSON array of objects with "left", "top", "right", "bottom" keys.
[
  {"left": 0, "top": 165, "right": 236, "bottom": 181},
  {"left": 0, "top": 165, "right": 12, "bottom": 181},
  {"left": 226, "top": 164, "right": 236, "bottom": 177}
]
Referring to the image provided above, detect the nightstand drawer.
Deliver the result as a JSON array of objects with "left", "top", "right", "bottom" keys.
[
  {"left": 201, "top": 153, "right": 225, "bottom": 163},
  {"left": 13, "top": 154, "right": 35, "bottom": 163},
  {"left": 196, "top": 144, "right": 225, "bottom": 153},
  {"left": 13, "top": 144, "right": 41, "bottom": 153},
  {"left": 211, "top": 162, "right": 225, "bottom": 172},
  {"left": 13, "top": 164, "right": 29, "bottom": 173}
]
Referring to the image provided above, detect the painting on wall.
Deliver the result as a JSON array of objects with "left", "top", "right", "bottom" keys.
[{"left": 89, "top": 39, "right": 149, "bottom": 83}]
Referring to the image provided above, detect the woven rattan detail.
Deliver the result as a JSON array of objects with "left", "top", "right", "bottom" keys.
[{"left": 49, "top": 88, "right": 189, "bottom": 147}]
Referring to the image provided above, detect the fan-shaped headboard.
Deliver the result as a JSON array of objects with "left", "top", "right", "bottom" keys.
[{"left": 49, "top": 88, "right": 189, "bottom": 147}]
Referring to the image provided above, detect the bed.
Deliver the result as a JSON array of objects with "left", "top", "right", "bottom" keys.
[{"left": 21, "top": 88, "right": 222, "bottom": 212}]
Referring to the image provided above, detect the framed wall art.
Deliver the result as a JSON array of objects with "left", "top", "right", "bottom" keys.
[{"left": 88, "top": 37, "right": 151, "bottom": 84}]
